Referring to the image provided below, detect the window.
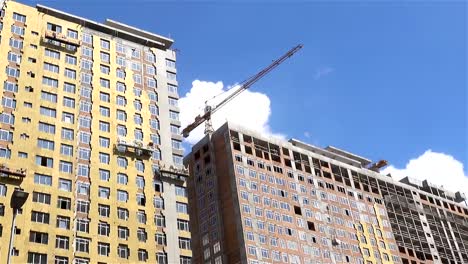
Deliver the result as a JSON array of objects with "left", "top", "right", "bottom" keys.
[
  {"left": 166, "top": 59, "right": 176, "bottom": 68},
  {"left": 76, "top": 237, "right": 90, "bottom": 252},
  {"left": 116, "top": 82, "right": 126, "bottom": 92},
  {"left": 34, "top": 173, "right": 52, "bottom": 186},
  {"left": 117, "top": 56, "right": 126, "bottom": 66},
  {"left": 100, "top": 39, "right": 110, "bottom": 50},
  {"left": 57, "top": 196, "right": 71, "bottom": 210},
  {"left": 100, "top": 52, "right": 110, "bottom": 63},
  {"left": 11, "top": 24, "right": 25, "bottom": 35},
  {"left": 116, "top": 43, "right": 126, "bottom": 53},
  {"left": 2, "top": 97, "right": 16, "bottom": 108},
  {"left": 175, "top": 186, "right": 187, "bottom": 197},
  {"left": 117, "top": 173, "right": 128, "bottom": 185},
  {"left": 136, "top": 176, "right": 145, "bottom": 189},
  {"left": 64, "top": 68, "right": 76, "bottom": 79},
  {"left": 156, "top": 233, "right": 167, "bottom": 245},
  {"left": 59, "top": 161, "right": 73, "bottom": 173},
  {"left": 172, "top": 139, "right": 182, "bottom": 150},
  {"left": 100, "top": 106, "right": 110, "bottom": 117},
  {"left": 179, "top": 237, "right": 191, "bottom": 250},
  {"left": 59, "top": 179, "right": 72, "bottom": 192},
  {"left": 169, "top": 97, "right": 178, "bottom": 106},
  {"left": 154, "top": 197, "right": 164, "bottom": 209},
  {"left": 35, "top": 155, "right": 53, "bottom": 168},
  {"left": 79, "top": 132, "right": 91, "bottom": 144},
  {"left": 65, "top": 54, "right": 77, "bottom": 65},
  {"left": 82, "top": 33, "right": 92, "bottom": 44},
  {"left": 32, "top": 192, "right": 51, "bottom": 204},
  {"left": 118, "top": 226, "right": 129, "bottom": 239},
  {"left": 42, "top": 77, "right": 59, "bottom": 88},
  {"left": 63, "top": 82, "right": 75, "bottom": 93},
  {"left": 100, "top": 92, "right": 110, "bottom": 102},
  {"left": 63, "top": 97, "right": 75, "bottom": 108},
  {"left": 13, "top": 12, "right": 26, "bottom": 23},
  {"left": 146, "top": 52, "right": 156, "bottom": 62},
  {"left": 132, "top": 49, "right": 141, "bottom": 58},
  {"left": 118, "top": 208, "right": 129, "bottom": 220},
  {"left": 45, "top": 49, "right": 60, "bottom": 59},
  {"left": 81, "top": 59, "right": 92, "bottom": 70},
  {"left": 167, "top": 71, "right": 176, "bottom": 80},
  {"left": 7, "top": 51, "right": 21, "bottom": 63},
  {"left": 99, "top": 136, "right": 110, "bottom": 148},
  {"left": 116, "top": 95, "right": 126, "bottom": 106},
  {"left": 155, "top": 215, "right": 165, "bottom": 227},
  {"left": 41, "top": 91, "right": 57, "bottom": 103},
  {"left": 62, "top": 112, "right": 74, "bottom": 124},
  {"left": 47, "top": 22, "right": 62, "bottom": 33},
  {"left": 56, "top": 216, "right": 70, "bottom": 230},
  {"left": 99, "top": 169, "right": 110, "bottom": 181},
  {"left": 27, "top": 252, "right": 47, "bottom": 264},
  {"left": 9, "top": 38, "right": 23, "bottom": 49},
  {"left": 31, "top": 211, "right": 49, "bottom": 224},
  {"left": 76, "top": 201, "right": 89, "bottom": 214},
  {"left": 38, "top": 122, "right": 55, "bottom": 134},
  {"left": 156, "top": 253, "right": 167, "bottom": 264},
  {"left": 138, "top": 249, "right": 148, "bottom": 262},
  {"left": 56, "top": 235, "right": 69, "bottom": 249},
  {"left": 76, "top": 218, "right": 90, "bottom": 232},
  {"left": 137, "top": 210, "right": 147, "bottom": 223},
  {"left": 98, "top": 204, "right": 110, "bottom": 217},
  {"left": 147, "top": 78, "right": 157, "bottom": 88},
  {"left": 133, "top": 74, "right": 142, "bottom": 84},
  {"left": 81, "top": 73, "right": 92, "bottom": 84},
  {"left": 146, "top": 65, "right": 156, "bottom": 75},
  {"left": 0, "top": 130, "right": 13, "bottom": 142},
  {"left": 118, "top": 244, "right": 129, "bottom": 259},
  {"left": 6, "top": 67, "right": 20, "bottom": 78},
  {"left": 44, "top": 62, "right": 59, "bottom": 73},
  {"left": 0, "top": 148, "right": 11, "bottom": 158},
  {"left": 170, "top": 110, "right": 179, "bottom": 120},
  {"left": 117, "top": 68, "right": 126, "bottom": 79},
  {"left": 0, "top": 113, "right": 15, "bottom": 125},
  {"left": 61, "top": 128, "right": 74, "bottom": 140},
  {"left": 117, "top": 157, "right": 128, "bottom": 168},
  {"left": 98, "top": 242, "right": 110, "bottom": 256},
  {"left": 176, "top": 202, "right": 188, "bottom": 214},
  {"left": 117, "top": 190, "right": 128, "bottom": 202},
  {"left": 128, "top": 225, "right": 143, "bottom": 241},
  {"left": 131, "top": 61, "right": 141, "bottom": 71},
  {"left": 55, "top": 256, "right": 68, "bottom": 264},
  {"left": 99, "top": 187, "right": 110, "bottom": 199},
  {"left": 177, "top": 219, "right": 189, "bottom": 231},
  {"left": 116, "top": 110, "right": 127, "bottom": 121}
]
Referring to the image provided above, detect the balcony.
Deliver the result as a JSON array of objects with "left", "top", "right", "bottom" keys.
[
  {"left": 0, "top": 163, "right": 26, "bottom": 179},
  {"left": 115, "top": 137, "right": 153, "bottom": 157}
]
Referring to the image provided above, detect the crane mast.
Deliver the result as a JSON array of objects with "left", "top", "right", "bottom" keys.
[{"left": 181, "top": 44, "right": 303, "bottom": 138}]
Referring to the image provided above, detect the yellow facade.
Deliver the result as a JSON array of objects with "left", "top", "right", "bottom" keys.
[
  {"left": 0, "top": 1, "right": 190, "bottom": 263},
  {"left": 355, "top": 204, "right": 395, "bottom": 264}
]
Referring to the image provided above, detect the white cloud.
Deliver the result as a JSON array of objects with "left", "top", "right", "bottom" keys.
[
  {"left": 304, "top": 131, "right": 311, "bottom": 138},
  {"left": 179, "top": 80, "right": 284, "bottom": 145},
  {"left": 381, "top": 150, "right": 468, "bottom": 197},
  {"left": 314, "top": 66, "right": 334, "bottom": 80}
]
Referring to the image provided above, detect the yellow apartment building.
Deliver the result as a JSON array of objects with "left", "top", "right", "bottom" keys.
[{"left": 0, "top": 1, "right": 191, "bottom": 263}]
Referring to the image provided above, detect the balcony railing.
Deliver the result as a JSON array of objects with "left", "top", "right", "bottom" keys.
[{"left": 156, "top": 163, "right": 189, "bottom": 182}]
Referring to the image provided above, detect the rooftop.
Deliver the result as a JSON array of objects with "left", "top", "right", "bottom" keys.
[{"left": 35, "top": 4, "right": 173, "bottom": 49}]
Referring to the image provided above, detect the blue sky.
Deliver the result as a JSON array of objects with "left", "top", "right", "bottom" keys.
[{"left": 24, "top": 1, "right": 466, "bottom": 177}]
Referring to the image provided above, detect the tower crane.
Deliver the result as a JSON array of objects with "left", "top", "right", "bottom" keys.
[{"left": 181, "top": 44, "right": 303, "bottom": 138}]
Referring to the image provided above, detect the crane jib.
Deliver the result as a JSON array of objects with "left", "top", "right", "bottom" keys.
[{"left": 181, "top": 44, "right": 303, "bottom": 138}]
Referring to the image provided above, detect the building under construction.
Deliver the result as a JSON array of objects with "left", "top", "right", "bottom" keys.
[{"left": 184, "top": 122, "right": 468, "bottom": 264}]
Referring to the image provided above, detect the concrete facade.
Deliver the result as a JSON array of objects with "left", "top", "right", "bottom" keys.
[
  {"left": 184, "top": 122, "right": 468, "bottom": 264},
  {"left": 0, "top": 1, "right": 190, "bottom": 263}
]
